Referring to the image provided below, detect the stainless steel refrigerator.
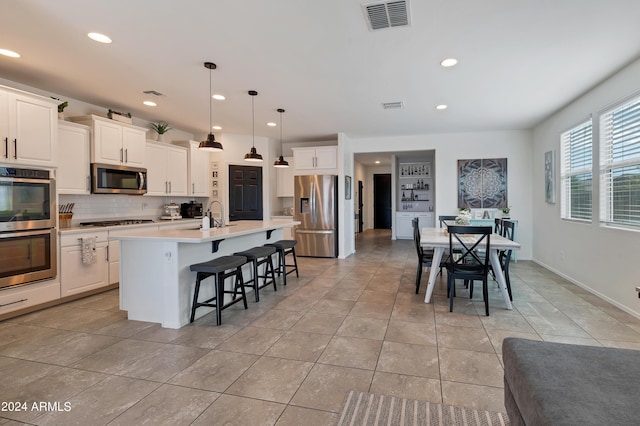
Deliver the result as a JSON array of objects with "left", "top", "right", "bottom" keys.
[{"left": 294, "top": 175, "right": 338, "bottom": 257}]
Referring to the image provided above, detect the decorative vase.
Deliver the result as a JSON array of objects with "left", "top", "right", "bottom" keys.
[
  {"left": 58, "top": 112, "right": 64, "bottom": 120},
  {"left": 157, "top": 134, "right": 165, "bottom": 142}
]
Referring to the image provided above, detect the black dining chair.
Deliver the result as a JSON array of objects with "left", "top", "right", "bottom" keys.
[
  {"left": 499, "top": 220, "right": 515, "bottom": 301},
  {"left": 446, "top": 225, "right": 492, "bottom": 316},
  {"left": 412, "top": 217, "right": 436, "bottom": 294},
  {"left": 438, "top": 215, "right": 459, "bottom": 275},
  {"left": 494, "top": 218, "right": 503, "bottom": 236}
]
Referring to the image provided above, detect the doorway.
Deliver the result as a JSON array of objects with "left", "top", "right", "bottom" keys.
[
  {"left": 373, "top": 174, "right": 392, "bottom": 229},
  {"left": 357, "top": 180, "right": 364, "bottom": 233},
  {"left": 228, "top": 164, "right": 263, "bottom": 221}
]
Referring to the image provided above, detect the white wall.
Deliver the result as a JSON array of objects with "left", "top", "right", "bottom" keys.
[
  {"left": 532, "top": 57, "right": 640, "bottom": 318},
  {"left": 349, "top": 130, "right": 533, "bottom": 259},
  {"left": 338, "top": 133, "right": 355, "bottom": 258}
]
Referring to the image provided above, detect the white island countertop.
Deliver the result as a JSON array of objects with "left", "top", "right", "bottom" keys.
[{"left": 109, "top": 219, "right": 300, "bottom": 243}]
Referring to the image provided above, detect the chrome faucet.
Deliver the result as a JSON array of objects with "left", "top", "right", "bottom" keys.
[{"left": 207, "top": 200, "right": 225, "bottom": 228}]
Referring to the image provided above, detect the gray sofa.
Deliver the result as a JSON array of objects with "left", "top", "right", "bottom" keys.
[{"left": 502, "top": 337, "right": 640, "bottom": 425}]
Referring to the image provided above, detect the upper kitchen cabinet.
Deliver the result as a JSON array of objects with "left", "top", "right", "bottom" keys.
[
  {"left": 57, "top": 121, "right": 90, "bottom": 194},
  {"left": 145, "top": 141, "right": 188, "bottom": 196},
  {"left": 292, "top": 146, "right": 338, "bottom": 175},
  {"left": 172, "top": 140, "right": 209, "bottom": 197},
  {"left": 0, "top": 86, "right": 57, "bottom": 167},
  {"left": 276, "top": 156, "right": 294, "bottom": 197},
  {"left": 69, "top": 115, "right": 146, "bottom": 167}
]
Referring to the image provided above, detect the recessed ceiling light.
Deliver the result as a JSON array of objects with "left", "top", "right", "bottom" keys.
[
  {"left": 0, "top": 49, "right": 20, "bottom": 58},
  {"left": 212, "top": 94, "right": 225, "bottom": 100},
  {"left": 375, "top": 160, "right": 381, "bottom": 164},
  {"left": 436, "top": 104, "right": 448, "bottom": 110},
  {"left": 143, "top": 101, "right": 157, "bottom": 107},
  {"left": 267, "top": 122, "right": 277, "bottom": 127},
  {"left": 212, "top": 125, "right": 222, "bottom": 130},
  {"left": 88, "top": 32, "right": 112, "bottom": 43},
  {"left": 440, "top": 58, "right": 458, "bottom": 67}
]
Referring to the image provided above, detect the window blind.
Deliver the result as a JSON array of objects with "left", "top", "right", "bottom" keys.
[
  {"left": 560, "top": 119, "right": 592, "bottom": 221},
  {"left": 600, "top": 96, "right": 640, "bottom": 227}
]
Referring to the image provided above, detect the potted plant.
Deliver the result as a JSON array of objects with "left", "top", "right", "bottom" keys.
[
  {"left": 502, "top": 206, "right": 511, "bottom": 218},
  {"left": 52, "top": 97, "right": 68, "bottom": 119},
  {"left": 150, "top": 121, "right": 171, "bottom": 141}
]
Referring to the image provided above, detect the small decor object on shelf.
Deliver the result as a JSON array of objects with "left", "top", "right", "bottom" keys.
[
  {"left": 455, "top": 208, "right": 472, "bottom": 225},
  {"left": 52, "top": 97, "right": 68, "bottom": 119},
  {"left": 107, "top": 109, "right": 133, "bottom": 124},
  {"left": 502, "top": 206, "right": 511, "bottom": 218},
  {"left": 150, "top": 121, "right": 171, "bottom": 141}
]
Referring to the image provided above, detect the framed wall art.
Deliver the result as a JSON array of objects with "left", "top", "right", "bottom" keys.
[
  {"left": 544, "top": 150, "right": 556, "bottom": 204},
  {"left": 345, "top": 176, "right": 352, "bottom": 200},
  {"left": 458, "top": 158, "right": 508, "bottom": 209}
]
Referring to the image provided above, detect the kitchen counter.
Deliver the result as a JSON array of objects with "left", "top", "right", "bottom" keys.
[
  {"left": 59, "top": 218, "right": 202, "bottom": 235},
  {"left": 111, "top": 220, "right": 300, "bottom": 328}
]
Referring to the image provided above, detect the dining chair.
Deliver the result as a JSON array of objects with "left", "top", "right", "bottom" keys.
[
  {"left": 446, "top": 225, "right": 492, "bottom": 316},
  {"left": 499, "top": 220, "right": 515, "bottom": 300},
  {"left": 438, "top": 215, "right": 457, "bottom": 228},
  {"left": 438, "top": 215, "right": 460, "bottom": 275},
  {"left": 412, "top": 217, "right": 436, "bottom": 294},
  {"left": 494, "top": 218, "right": 503, "bottom": 236}
]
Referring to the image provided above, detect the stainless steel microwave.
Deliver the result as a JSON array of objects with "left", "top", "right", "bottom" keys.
[{"left": 91, "top": 163, "right": 147, "bottom": 195}]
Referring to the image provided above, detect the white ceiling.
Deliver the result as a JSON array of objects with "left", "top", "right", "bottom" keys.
[{"left": 1, "top": 0, "right": 640, "bottom": 144}]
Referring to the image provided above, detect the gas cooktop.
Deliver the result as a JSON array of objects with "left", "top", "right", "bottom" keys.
[{"left": 80, "top": 219, "right": 155, "bottom": 227}]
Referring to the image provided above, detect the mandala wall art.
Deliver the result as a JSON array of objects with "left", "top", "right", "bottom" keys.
[{"left": 457, "top": 158, "right": 508, "bottom": 209}]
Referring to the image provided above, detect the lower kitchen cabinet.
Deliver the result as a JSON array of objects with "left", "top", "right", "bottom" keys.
[
  {"left": 60, "top": 231, "right": 109, "bottom": 296},
  {"left": 0, "top": 280, "right": 60, "bottom": 317},
  {"left": 396, "top": 212, "right": 434, "bottom": 239}
]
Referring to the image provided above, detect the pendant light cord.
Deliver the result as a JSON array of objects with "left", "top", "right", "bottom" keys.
[
  {"left": 252, "top": 95, "right": 255, "bottom": 148},
  {"left": 209, "top": 68, "right": 212, "bottom": 132},
  {"left": 279, "top": 110, "right": 283, "bottom": 156}
]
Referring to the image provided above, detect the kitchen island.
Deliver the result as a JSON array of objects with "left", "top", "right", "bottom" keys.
[{"left": 109, "top": 220, "right": 299, "bottom": 328}]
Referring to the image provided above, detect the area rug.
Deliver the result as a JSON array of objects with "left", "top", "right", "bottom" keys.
[{"left": 337, "top": 390, "right": 510, "bottom": 426}]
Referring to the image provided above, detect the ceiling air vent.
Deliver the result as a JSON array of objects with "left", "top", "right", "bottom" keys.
[
  {"left": 143, "top": 90, "right": 164, "bottom": 96},
  {"left": 382, "top": 101, "right": 404, "bottom": 109},
  {"left": 362, "top": 1, "right": 410, "bottom": 31}
]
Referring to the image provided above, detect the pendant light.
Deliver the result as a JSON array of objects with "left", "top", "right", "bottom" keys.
[
  {"left": 244, "top": 90, "right": 263, "bottom": 162},
  {"left": 198, "top": 62, "right": 223, "bottom": 152},
  {"left": 273, "top": 108, "right": 289, "bottom": 168}
]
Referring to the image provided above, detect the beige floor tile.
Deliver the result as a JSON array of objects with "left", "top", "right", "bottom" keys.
[
  {"left": 192, "top": 394, "right": 285, "bottom": 426},
  {"left": 264, "top": 330, "right": 332, "bottom": 362},
  {"left": 336, "top": 316, "right": 389, "bottom": 340},
  {"left": 169, "top": 350, "right": 258, "bottom": 392},
  {"left": 226, "top": 356, "right": 314, "bottom": 403},
  {"left": 323, "top": 287, "right": 364, "bottom": 301},
  {"left": 540, "top": 334, "right": 602, "bottom": 346},
  {"left": 349, "top": 301, "right": 394, "bottom": 319},
  {"left": 376, "top": 341, "right": 439, "bottom": 379},
  {"left": 291, "top": 312, "right": 346, "bottom": 335},
  {"left": 436, "top": 324, "right": 494, "bottom": 352},
  {"left": 370, "top": 371, "right": 442, "bottom": 403},
  {"left": 317, "top": 336, "right": 382, "bottom": 370},
  {"left": 92, "top": 319, "right": 157, "bottom": 338},
  {"left": 485, "top": 329, "right": 542, "bottom": 355},
  {"left": 109, "top": 384, "right": 219, "bottom": 426},
  {"left": 438, "top": 347, "right": 504, "bottom": 388},
  {"left": 441, "top": 380, "right": 506, "bottom": 413},
  {"left": 275, "top": 295, "right": 319, "bottom": 312},
  {"left": 216, "top": 326, "right": 284, "bottom": 355},
  {"left": 36, "top": 375, "right": 160, "bottom": 425},
  {"left": 358, "top": 290, "right": 397, "bottom": 304},
  {"left": 0, "top": 357, "right": 63, "bottom": 394},
  {"left": 275, "top": 405, "right": 338, "bottom": 426},
  {"left": 290, "top": 363, "right": 374, "bottom": 412},
  {"left": 251, "top": 309, "right": 305, "bottom": 330},
  {"left": 385, "top": 320, "right": 437, "bottom": 346},
  {"left": 168, "top": 323, "right": 242, "bottom": 348},
  {"left": 310, "top": 298, "right": 355, "bottom": 315},
  {"left": 128, "top": 324, "right": 186, "bottom": 344},
  {"left": 391, "top": 301, "right": 436, "bottom": 323}
]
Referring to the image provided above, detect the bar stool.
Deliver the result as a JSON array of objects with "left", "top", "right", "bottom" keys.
[
  {"left": 233, "top": 246, "right": 278, "bottom": 302},
  {"left": 189, "top": 255, "right": 248, "bottom": 326},
  {"left": 264, "top": 240, "right": 299, "bottom": 286}
]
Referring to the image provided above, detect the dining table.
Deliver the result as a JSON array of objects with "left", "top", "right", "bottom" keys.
[{"left": 420, "top": 226, "right": 521, "bottom": 309}]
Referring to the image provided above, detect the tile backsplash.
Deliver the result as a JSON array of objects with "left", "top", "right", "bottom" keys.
[{"left": 59, "top": 194, "right": 208, "bottom": 222}]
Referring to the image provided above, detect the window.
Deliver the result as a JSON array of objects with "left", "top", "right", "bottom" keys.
[
  {"left": 560, "top": 119, "right": 593, "bottom": 221},
  {"left": 600, "top": 95, "right": 640, "bottom": 228}
]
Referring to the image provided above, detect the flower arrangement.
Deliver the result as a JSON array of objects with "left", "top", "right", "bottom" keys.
[{"left": 455, "top": 208, "right": 472, "bottom": 225}]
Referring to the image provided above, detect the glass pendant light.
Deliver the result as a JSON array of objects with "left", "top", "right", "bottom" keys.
[
  {"left": 244, "top": 90, "right": 263, "bottom": 162},
  {"left": 273, "top": 108, "right": 289, "bottom": 168},
  {"left": 198, "top": 62, "right": 223, "bottom": 151}
]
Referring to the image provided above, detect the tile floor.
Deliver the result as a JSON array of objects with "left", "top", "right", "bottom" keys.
[{"left": 2, "top": 229, "right": 640, "bottom": 425}]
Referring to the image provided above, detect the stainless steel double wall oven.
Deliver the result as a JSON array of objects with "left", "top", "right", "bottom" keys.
[{"left": 0, "top": 167, "right": 56, "bottom": 289}]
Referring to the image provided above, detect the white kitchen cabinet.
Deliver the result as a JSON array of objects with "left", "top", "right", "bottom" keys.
[
  {"left": 60, "top": 231, "right": 109, "bottom": 296},
  {"left": 396, "top": 212, "right": 434, "bottom": 239},
  {"left": 145, "top": 141, "right": 188, "bottom": 196},
  {"left": 172, "top": 140, "right": 209, "bottom": 197},
  {"left": 0, "top": 280, "right": 60, "bottom": 317},
  {"left": 276, "top": 156, "right": 294, "bottom": 197},
  {"left": 69, "top": 115, "right": 146, "bottom": 167},
  {"left": 292, "top": 146, "right": 337, "bottom": 174},
  {"left": 0, "top": 86, "right": 57, "bottom": 167},
  {"left": 57, "top": 121, "right": 90, "bottom": 194}
]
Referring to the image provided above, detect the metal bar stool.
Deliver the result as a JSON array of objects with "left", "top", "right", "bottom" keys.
[
  {"left": 264, "top": 240, "right": 299, "bottom": 286},
  {"left": 189, "top": 255, "right": 248, "bottom": 326},
  {"left": 233, "top": 246, "right": 278, "bottom": 302}
]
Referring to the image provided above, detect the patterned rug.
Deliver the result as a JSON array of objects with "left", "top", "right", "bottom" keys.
[{"left": 337, "top": 391, "right": 511, "bottom": 426}]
